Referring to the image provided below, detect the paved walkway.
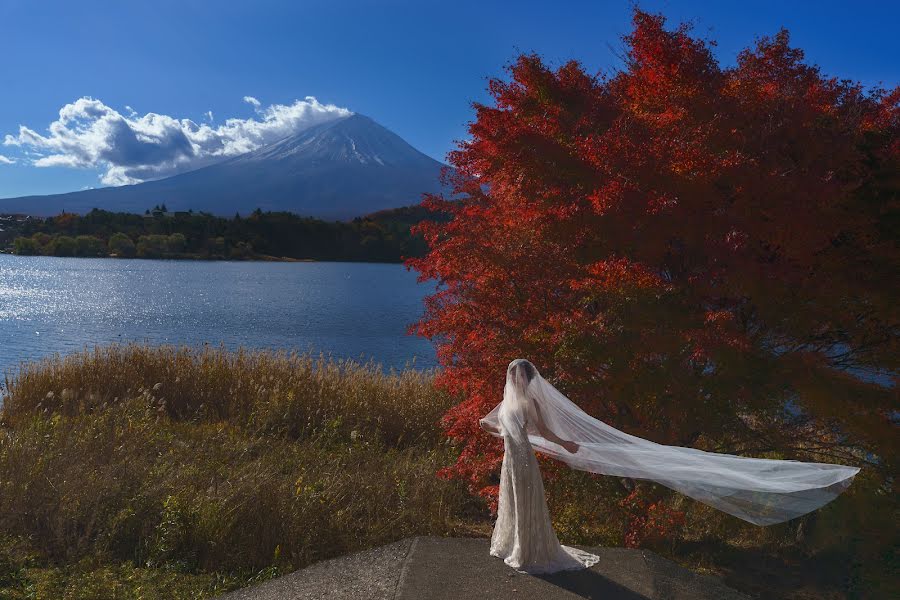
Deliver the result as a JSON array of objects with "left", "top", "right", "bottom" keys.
[{"left": 218, "top": 537, "right": 750, "bottom": 600}]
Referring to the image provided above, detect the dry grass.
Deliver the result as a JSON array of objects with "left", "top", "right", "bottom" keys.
[
  {"left": 4, "top": 344, "right": 448, "bottom": 448},
  {"left": 0, "top": 344, "right": 891, "bottom": 599},
  {"left": 0, "top": 345, "right": 474, "bottom": 598}
]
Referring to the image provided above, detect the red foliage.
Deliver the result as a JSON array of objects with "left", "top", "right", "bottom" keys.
[
  {"left": 619, "top": 488, "right": 686, "bottom": 548},
  {"left": 408, "top": 11, "right": 898, "bottom": 510}
]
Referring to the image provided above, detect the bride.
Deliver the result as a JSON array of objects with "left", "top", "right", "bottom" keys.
[{"left": 479, "top": 359, "right": 860, "bottom": 574}]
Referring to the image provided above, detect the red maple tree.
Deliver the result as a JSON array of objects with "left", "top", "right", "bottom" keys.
[{"left": 408, "top": 11, "right": 898, "bottom": 520}]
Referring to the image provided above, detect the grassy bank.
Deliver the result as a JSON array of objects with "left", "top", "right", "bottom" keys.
[
  {"left": 0, "top": 346, "right": 893, "bottom": 599},
  {"left": 0, "top": 346, "right": 473, "bottom": 599}
]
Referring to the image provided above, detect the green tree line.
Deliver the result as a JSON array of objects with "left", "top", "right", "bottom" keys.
[{"left": 10, "top": 205, "right": 444, "bottom": 262}]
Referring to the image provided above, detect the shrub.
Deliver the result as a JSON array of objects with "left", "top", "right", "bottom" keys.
[
  {"left": 136, "top": 235, "right": 169, "bottom": 258},
  {"left": 108, "top": 232, "right": 136, "bottom": 257},
  {"left": 75, "top": 235, "right": 107, "bottom": 257},
  {"left": 48, "top": 235, "right": 76, "bottom": 257},
  {"left": 167, "top": 233, "right": 187, "bottom": 254},
  {"left": 12, "top": 237, "right": 39, "bottom": 255}
]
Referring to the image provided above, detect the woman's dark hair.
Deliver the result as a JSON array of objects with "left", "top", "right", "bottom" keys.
[{"left": 516, "top": 360, "right": 537, "bottom": 383}]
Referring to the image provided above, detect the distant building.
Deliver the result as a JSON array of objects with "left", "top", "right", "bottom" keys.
[
  {"left": 147, "top": 205, "right": 176, "bottom": 218},
  {"left": 0, "top": 214, "right": 34, "bottom": 222}
]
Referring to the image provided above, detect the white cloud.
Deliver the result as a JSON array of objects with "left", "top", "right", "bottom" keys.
[
  {"left": 4, "top": 96, "right": 352, "bottom": 185},
  {"left": 204, "top": 110, "right": 214, "bottom": 122},
  {"left": 0, "top": 155, "right": 14, "bottom": 164}
]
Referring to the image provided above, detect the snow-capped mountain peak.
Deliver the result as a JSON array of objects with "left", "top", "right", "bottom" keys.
[{"left": 1, "top": 114, "right": 451, "bottom": 220}]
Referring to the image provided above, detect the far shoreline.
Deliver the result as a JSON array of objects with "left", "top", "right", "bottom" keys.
[
  {"left": 1, "top": 205, "right": 434, "bottom": 264},
  {"left": 0, "top": 250, "right": 406, "bottom": 265}
]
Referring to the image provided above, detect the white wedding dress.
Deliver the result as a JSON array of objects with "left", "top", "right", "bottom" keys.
[
  {"left": 481, "top": 359, "right": 860, "bottom": 575},
  {"left": 489, "top": 386, "right": 600, "bottom": 573}
]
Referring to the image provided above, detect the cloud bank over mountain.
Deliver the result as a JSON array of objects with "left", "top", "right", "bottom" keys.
[
  {"left": 3, "top": 97, "right": 352, "bottom": 185},
  {"left": 0, "top": 114, "right": 451, "bottom": 221}
]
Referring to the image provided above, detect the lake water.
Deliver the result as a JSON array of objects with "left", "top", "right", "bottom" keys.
[{"left": 0, "top": 254, "right": 437, "bottom": 378}]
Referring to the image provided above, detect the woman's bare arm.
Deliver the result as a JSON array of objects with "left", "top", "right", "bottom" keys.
[{"left": 532, "top": 401, "right": 579, "bottom": 453}]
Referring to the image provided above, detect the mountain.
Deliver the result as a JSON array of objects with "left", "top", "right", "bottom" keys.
[{"left": 0, "top": 115, "right": 451, "bottom": 220}]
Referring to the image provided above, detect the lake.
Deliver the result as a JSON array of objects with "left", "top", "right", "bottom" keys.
[{"left": 0, "top": 254, "right": 437, "bottom": 378}]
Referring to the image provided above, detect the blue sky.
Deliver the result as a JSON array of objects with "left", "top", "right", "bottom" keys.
[{"left": 1, "top": 0, "right": 897, "bottom": 199}]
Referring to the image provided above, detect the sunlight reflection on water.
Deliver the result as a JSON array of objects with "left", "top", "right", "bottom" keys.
[{"left": 0, "top": 255, "right": 437, "bottom": 377}]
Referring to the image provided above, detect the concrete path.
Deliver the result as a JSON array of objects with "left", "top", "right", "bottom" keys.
[{"left": 218, "top": 537, "right": 750, "bottom": 600}]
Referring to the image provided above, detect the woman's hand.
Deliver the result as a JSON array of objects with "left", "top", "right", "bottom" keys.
[
  {"left": 480, "top": 419, "right": 500, "bottom": 435},
  {"left": 560, "top": 440, "right": 579, "bottom": 454}
]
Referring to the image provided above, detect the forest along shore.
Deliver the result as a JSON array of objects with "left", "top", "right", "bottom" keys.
[{"left": 1, "top": 204, "right": 449, "bottom": 263}]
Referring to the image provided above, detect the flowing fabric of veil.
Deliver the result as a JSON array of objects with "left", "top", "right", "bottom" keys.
[{"left": 482, "top": 360, "right": 860, "bottom": 526}]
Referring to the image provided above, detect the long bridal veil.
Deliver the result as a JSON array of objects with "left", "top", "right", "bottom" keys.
[{"left": 482, "top": 359, "right": 860, "bottom": 526}]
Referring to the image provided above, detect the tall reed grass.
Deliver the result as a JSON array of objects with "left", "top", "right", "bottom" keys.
[
  {"left": 4, "top": 344, "right": 449, "bottom": 447},
  {"left": 0, "top": 345, "right": 889, "bottom": 599},
  {"left": 0, "top": 345, "right": 473, "bottom": 598}
]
